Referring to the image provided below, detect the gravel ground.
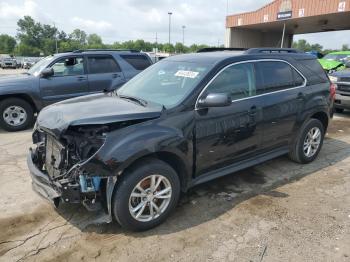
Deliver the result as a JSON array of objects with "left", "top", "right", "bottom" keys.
[
  {"left": 0, "top": 77, "right": 349, "bottom": 261},
  {"left": 0, "top": 68, "right": 27, "bottom": 76}
]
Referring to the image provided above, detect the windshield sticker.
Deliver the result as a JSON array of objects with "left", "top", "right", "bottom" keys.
[{"left": 175, "top": 70, "right": 199, "bottom": 78}]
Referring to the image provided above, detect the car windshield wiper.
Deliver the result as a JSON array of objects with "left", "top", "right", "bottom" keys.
[
  {"left": 119, "top": 94, "right": 148, "bottom": 107},
  {"left": 22, "top": 72, "right": 30, "bottom": 75}
]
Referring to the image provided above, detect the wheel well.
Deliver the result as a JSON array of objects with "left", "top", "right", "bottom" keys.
[
  {"left": 311, "top": 112, "right": 328, "bottom": 130},
  {"left": 122, "top": 152, "right": 189, "bottom": 192},
  {"left": 0, "top": 94, "right": 38, "bottom": 112}
]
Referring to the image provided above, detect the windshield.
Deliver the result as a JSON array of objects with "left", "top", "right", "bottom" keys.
[
  {"left": 323, "top": 54, "right": 350, "bottom": 62},
  {"left": 117, "top": 60, "right": 211, "bottom": 108},
  {"left": 28, "top": 56, "right": 54, "bottom": 76}
]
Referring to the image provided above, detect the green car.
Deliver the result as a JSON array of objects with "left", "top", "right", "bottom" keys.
[{"left": 318, "top": 51, "right": 350, "bottom": 73}]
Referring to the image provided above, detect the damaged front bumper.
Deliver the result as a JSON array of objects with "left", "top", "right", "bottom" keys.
[
  {"left": 27, "top": 145, "right": 85, "bottom": 208},
  {"left": 27, "top": 149, "right": 61, "bottom": 206}
]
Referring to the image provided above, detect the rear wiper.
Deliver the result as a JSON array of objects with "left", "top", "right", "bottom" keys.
[{"left": 119, "top": 95, "right": 148, "bottom": 107}]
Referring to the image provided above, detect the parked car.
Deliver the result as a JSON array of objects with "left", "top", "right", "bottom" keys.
[
  {"left": 306, "top": 50, "right": 323, "bottom": 59},
  {"left": 15, "top": 57, "right": 24, "bottom": 68},
  {"left": 318, "top": 51, "right": 350, "bottom": 73},
  {"left": 22, "top": 58, "right": 36, "bottom": 69},
  {"left": 27, "top": 48, "right": 334, "bottom": 231},
  {"left": 0, "top": 49, "right": 152, "bottom": 131},
  {"left": 0, "top": 57, "right": 17, "bottom": 69},
  {"left": 329, "top": 69, "right": 350, "bottom": 113}
]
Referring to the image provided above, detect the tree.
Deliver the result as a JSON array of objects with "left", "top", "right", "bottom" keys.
[
  {"left": 15, "top": 43, "right": 40, "bottom": 56},
  {"left": 163, "top": 43, "right": 175, "bottom": 53},
  {"left": 17, "top": 16, "right": 43, "bottom": 49},
  {"left": 16, "top": 16, "right": 58, "bottom": 55},
  {"left": 69, "top": 29, "right": 87, "bottom": 46},
  {"left": 174, "top": 42, "right": 187, "bottom": 53},
  {"left": 310, "top": 43, "right": 323, "bottom": 53},
  {"left": 0, "top": 34, "right": 16, "bottom": 54},
  {"left": 342, "top": 44, "right": 349, "bottom": 51},
  {"left": 87, "top": 34, "right": 104, "bottom": 48},
  {"left": 292, "top": 39, "right": 311, "bottom": 52},
  {"left": 13, "top": 16, "right": 258, "bottom": 56}
]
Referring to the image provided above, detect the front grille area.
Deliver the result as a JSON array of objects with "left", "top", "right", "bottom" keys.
[
  {"left": 45, "top": 135, "right": 66, "bottom": 179},
  {"left": 338, "top": 85, "right": 350, "bottom": 92},
  {"left": 339, "top": 77, "right": 350, "bottom": 82}
]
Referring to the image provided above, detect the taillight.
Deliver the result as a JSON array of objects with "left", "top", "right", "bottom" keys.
[{"left": 330, "top": 83, "right": 336, "bottom": 100}]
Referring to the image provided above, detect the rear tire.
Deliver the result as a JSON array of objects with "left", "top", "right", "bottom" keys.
[
  {"left": 0, "top": 98, "right": 35, "bottom": 131},
  {"left": 335, "top": 108, "right": 344, "bottom": 114},
  {"left": 289, "top": 119, "right": 325, "bottom": 164},
  {"left": 112, "top": 158, "right": 180, "bottom": 231}
]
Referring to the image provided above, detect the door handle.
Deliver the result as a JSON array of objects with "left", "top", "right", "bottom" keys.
[
  {"left": 297, "top": 92, "right": 306, "bottom": 100},
  {"left": 112, "top": 73, "right": 120, "bottom": 78},
  {"left": 77, "top": 76, "right": 87, "bottom": 81},
  {"left": 249, "top": 106, "right": 257, "bottom": 116}
]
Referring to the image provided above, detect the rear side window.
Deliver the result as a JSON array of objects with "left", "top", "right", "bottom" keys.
[
  {"left": 255, "top": 61, "right": 304, "bottom": 93},
  {"left": 88, "top": 56, "right": 121, "bottom": 74},
  {"left": 300, "top": 59, "right": 329, "bottom": 85},
  {"left": 120, "top": 55, "right": 151, "bottom": 70}
]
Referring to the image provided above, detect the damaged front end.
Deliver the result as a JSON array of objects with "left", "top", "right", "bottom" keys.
[{"left": 29, "top": 124, "right": 109, "bottom": 212}]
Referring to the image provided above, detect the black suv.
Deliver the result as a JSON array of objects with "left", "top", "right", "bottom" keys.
[
  {"left": 28, "top": 48, "right": 334, "bottom": 231},
  {"left": 0, "top": 50, "right": 152, "bottom": 131}
]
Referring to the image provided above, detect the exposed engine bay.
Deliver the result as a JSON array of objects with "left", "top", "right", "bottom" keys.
[{"left": 32, "top": 125, "right": 108, "bottom": 210}]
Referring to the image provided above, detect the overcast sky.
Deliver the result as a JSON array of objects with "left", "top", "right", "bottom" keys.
[{"left": 0, "top": 0, "right": 349, "bottom": 49}]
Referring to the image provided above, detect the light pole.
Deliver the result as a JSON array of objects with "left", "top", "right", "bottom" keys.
[
  {"left": 53, "top": 22, "right": 58, "bottom": 53},
  {"left": 182, "top": 25, "right": 186, "bottom": 46},
  {"left": 168, "top": 12, "right": 172, "bottom": 47}
]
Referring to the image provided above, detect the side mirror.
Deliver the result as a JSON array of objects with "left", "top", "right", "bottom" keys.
[
  {"left": 40, "top": 68, "right": 54, "bottom": 78},
  {"left": 197, "top": 93, "right": 232, "bottom": 108}
]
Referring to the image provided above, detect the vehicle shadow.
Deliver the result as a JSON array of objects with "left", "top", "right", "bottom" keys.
[
  {"left": 334, "top": 110, "right": 350, "bottom": 119},
  {"left": 56, "top": 136, "right": 350, "bottom": 236}
]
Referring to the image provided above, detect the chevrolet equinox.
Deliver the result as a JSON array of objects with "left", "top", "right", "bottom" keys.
[{"left": 28, "top": 48, "right": 334, "bottom": 231}]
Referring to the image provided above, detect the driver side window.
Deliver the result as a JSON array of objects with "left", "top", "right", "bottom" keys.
[
  {"left": 51, "top": 57, "right": 84, "bottom": 77},
  {"left": 206, "top": 63, "right": 256, "bottom": 101}
]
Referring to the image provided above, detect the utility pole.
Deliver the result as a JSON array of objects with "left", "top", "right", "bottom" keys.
[
  {"left": 281, "top": 23, "right": 286, "bottom": 48},
  {"left": 53, "top": 22, "right": 58, "bottom": 53},
  {"left": 182, "top": 25, "right": 186, "bottom": 46},
  {"left": 155, "top": 32, "right": 158, "bottom": 62},
  {"left": 168, "top": 12, "right": 173, "bottom": 47}
]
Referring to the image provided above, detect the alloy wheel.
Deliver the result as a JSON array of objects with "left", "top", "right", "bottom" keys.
[
  {"left": 129, "top": 174, "right": 172, "bottom": 222},
  {"left": 303, "top": 127, "right": 321, "bottom": 158}
]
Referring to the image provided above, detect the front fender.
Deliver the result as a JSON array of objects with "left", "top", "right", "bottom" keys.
[
  {"left": 85, "top": 120, "right": 194, "bottom": 220},
  {"left": 83, "top": 121, "right": 193, "bottom": 178},
  {"left": 0, "top": 79, "right": 42, "bottom": 110}
]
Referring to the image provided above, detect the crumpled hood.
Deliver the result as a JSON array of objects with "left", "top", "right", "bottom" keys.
[
  {"left": 37, "top": 93, "right": 163, "bottom": 137},
  {"left": 318, "top": 59, "right": 345, "bottom": 71}
]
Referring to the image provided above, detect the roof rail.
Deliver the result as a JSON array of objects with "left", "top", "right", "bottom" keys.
[
  {"left": 72, "top": 49, "right": 140, "bottom": 53},
  {"left": 245, "top": 48, "right": 303, "bottom": 54},
  {"left": 197, "top": 47, "right": 247, "bottom": 53}
]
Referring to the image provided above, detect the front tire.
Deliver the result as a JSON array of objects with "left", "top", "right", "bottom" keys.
[
  {"left": 112, "top": 158, "right": 180, "bottom": 231},
  {"left": 0, "top": 98, "right": 35, "bottom": 131},
  {"left": 289, "top": 119, "right": 325, "bottom": 164}
]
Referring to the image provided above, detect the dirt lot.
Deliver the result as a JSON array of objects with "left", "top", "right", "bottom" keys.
[
  {"left": 0, "top": 68, "right": 27, "bottom": 76},
  {"left": 0, "top": 109, "right": 350, "bottom": 261}
]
